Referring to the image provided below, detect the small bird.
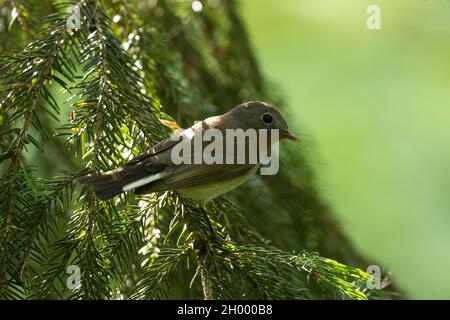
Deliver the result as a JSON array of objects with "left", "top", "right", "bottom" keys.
[{"left": 77, "top": 101, "right": 299, "bottom": 201}]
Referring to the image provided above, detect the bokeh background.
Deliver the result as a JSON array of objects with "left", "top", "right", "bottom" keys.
[{"left": 242, "top": 0, "right": 450, "bottom": 299}]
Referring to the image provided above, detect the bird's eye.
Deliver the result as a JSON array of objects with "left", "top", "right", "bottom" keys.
[{"left": 262, "top": 113, "right": 273, "bottom": 124}]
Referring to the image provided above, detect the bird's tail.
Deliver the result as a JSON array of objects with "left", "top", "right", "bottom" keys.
[{"left": 76, "top": 167, "right": 151, "bottom": 200}]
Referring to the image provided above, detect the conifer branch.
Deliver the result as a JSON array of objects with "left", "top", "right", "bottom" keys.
[
  {"left": 8, "top": 0, "right": 33, "bottom": 37},
  {"left": 0, "top": 3, "right": 75, "bottom": 294},
  {"left": 0, "top": 0, "right": 393, "bottom": 300},
  {"left": 197, "top": 249, "right": 214, "bottom": 300}
]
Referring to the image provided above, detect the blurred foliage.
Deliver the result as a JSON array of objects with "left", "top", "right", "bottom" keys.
[
  {"left": 242, "top": 0, "right": 450, "bottom": 299},
  {"left": 0, "top": 0, "right": 391, "bottom": 299}
]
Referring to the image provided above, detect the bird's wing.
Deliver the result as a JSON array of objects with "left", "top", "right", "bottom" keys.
[
  {"left": 135, "top": 163, "right": 257, "bottom": 194},
  {"left": 125, "top": 120, "right": 211, "bottom": 168},
  {"left": 76, "top": 130, "right": 186, "bottom": 199},
  {"left": 125, "top": 132, "right": 184, "bottom": 166}
]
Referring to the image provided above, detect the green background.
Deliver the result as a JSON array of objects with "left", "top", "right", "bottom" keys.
[{"left": 242, "top": 0, "right": 450, "bottom": 299}]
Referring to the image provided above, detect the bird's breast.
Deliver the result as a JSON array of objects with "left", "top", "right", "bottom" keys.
[{"left": 178, "top": 165, "right": 259, "bottom": 202}]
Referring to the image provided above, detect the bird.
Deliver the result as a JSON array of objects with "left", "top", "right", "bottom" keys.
[{"left": 77, "top": 101, "right": 299, "bottom": 202}]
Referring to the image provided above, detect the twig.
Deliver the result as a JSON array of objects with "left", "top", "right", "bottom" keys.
[{"left": 195, "top": 242, "right": 214, "bottom": 300}]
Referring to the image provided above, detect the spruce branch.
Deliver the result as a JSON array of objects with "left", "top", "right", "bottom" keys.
[
  {"left": 0, "top": 0, "right": 394, "bottom": 300},
  {"left": 223, "top": 244, "right": 371, "bottom": 300},
  {"left": 20, "top": 170, "right": 78, "bottom": 278},
  {"left": 53, "top": 0, "right": 167, "bottom": 298},
  {"left": 8, "top": 0, "right": 33, "bottom": 37},
  {"left": 0, "top": 2, "right": 79, "bottom": 294},
  {"left": 131, "top": 246, "right": 190, "bottom": 299}
]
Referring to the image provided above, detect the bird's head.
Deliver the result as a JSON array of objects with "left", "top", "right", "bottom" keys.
[{"left": 227, "top": 101, "right": 300, "bottom": 142}]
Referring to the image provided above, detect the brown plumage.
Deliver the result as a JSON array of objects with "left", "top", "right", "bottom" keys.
[{"left": 77, "top": 101, "right": 299, "bottom": 201}]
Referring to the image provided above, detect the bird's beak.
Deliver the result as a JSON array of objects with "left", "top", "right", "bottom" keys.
[{"left": 280, "top": 130, "right": 300, "bottom": 142}]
